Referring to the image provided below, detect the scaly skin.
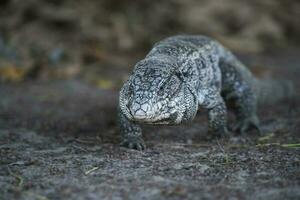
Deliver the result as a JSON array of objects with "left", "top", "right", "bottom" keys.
[{"left": 118, "top": 35, "right": 293, "bottom": 150}]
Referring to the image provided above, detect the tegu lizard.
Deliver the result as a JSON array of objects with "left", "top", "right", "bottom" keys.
[{"left": 118, "top": 35, "right": 294, "bottom": 150}]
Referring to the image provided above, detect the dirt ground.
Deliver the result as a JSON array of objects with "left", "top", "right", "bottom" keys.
[{"left": 0, "top": 49, "right": 300, "bottom": 200}]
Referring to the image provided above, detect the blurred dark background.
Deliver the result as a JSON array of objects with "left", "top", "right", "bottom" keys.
[
  {"left": 1, "top": 1, "right": 300, "bottom": 199},
  {"left": 0, "top": 0, "right": 299, "bottom": 87}
]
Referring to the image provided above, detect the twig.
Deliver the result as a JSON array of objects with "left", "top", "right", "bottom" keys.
[
  {"left": 72, "top": 144, "right": 89, "bottom": 152},
  {"left": 216, "top": 138, "right": 225, "bottom": 154},
  {"left": 281, "top": 143, "right": 300, "bottom": 148},
  {"left": 256, "top": 143, "right": 281, "bottom": 147},
  {"left": 74, "top": 138, "right": 96, "bottom": 144},
  {"left": 85, "top": 167, "right": 99, "bottom": 175},
  {"left": 258, "top": 133, "right": 275, "bottom": 142},
  {"left": 256, "top": 143, "right": 300, "bottom": 148},
  {"left": 216, "top": 138, "right": 231, "bottom": 165}
]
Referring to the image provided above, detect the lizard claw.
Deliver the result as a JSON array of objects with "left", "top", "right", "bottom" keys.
[
  {"left": 233, "top": 115, "right": 262, "bottom": 135},
  {"left": 120, "top": 137, "right": 146, "bottom": 151}
]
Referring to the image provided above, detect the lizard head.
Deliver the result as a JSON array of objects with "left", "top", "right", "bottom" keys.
[{"left": 119, "top": 56, "right": 198, "bottom": 124}]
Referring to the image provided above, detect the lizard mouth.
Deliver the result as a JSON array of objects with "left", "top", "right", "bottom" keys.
[
  {"left": 132, "top": 113, "right": 162, "bottom": 123},
  {"left": 132, "top": 110, "right": 180, "bottom": 125},
  {"left": 135, "top": 118, "right": 171, "bottom": 125}
]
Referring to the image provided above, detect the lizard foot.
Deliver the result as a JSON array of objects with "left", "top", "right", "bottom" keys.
[
  {"left": 233, "top": 115, "right": 261, "bottom": 135},
  {"left": 120, "top": 137, "right": 146, "bottom": 151}
]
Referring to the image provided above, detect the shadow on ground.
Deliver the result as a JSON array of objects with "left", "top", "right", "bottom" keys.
[{"left": 0, "top": 49, "right": 300, "bottom": 199}]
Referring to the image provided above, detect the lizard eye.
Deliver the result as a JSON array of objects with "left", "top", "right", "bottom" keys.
[{"left": 157, "top": 85, "right": 164, "bottom": 96}]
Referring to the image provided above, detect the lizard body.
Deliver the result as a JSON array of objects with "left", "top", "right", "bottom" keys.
[{"left": 118, "top": 35, "right": 293, "bottom": 150}]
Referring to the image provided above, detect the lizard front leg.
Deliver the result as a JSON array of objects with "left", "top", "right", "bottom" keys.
[
  {"left": 198, "top": 88, "right": 229, "bottom": 138},
  {"left": 118, "top": 106, "right": 146, "bottom": 150}
]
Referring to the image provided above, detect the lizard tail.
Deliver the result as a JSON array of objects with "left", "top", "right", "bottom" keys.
[{"left": 254, "top": 78, "right": 295, "bottom": 105}]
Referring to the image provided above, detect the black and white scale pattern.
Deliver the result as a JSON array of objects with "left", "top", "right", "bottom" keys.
[{"left": 118, "top": 35, "right": 293, "bottom": 150}]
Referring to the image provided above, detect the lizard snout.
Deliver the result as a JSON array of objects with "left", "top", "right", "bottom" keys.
[{"left": 129, "top": 102, "right": 154, "bottom": 121}]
